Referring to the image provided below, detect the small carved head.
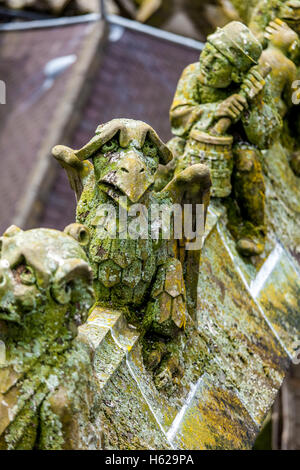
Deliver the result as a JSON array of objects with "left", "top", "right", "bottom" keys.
[
  {"left": 199, "top": 21, "right": 262, "bottom": 87},
  {"left": 0, "top": 224, "right": 94, "bottom": 336},
  {"left": 88, "top": 119, "right": 172, "bottom": 203}
]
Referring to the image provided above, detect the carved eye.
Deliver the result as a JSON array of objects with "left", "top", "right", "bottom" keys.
[
  {"left": 64, "top": 282, "right": 72, "bottom": 299},
  {"left": 19, "top": 266, "right": 36, "bottom": 286},
  {"left": 102, "top": 140, "right": 117, "bottom": 154},
  {"left": 143, "top": 141, "right": 158, "bottom": 158}
]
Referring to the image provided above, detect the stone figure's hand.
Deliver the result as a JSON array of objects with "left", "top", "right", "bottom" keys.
[
  {"left": 265, "top": 18, "right": 298, "bottom": 43},
  {"left": 52, "top": 145, "right": 83, "bottom": 170},
  {"left": 215, "top": 94, "right": 247, "bottom": 121},
  {"left": 241, "top": 68, "right": 266, "bottom": 100}
]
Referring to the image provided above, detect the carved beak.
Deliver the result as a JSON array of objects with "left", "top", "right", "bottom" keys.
[{"left": 100, "top": 151, "right": 154, "bottom": 203}]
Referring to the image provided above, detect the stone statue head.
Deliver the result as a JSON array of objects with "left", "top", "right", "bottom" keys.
[
  {"left": 87, "top": 119, "right": 172, "bottom": 204},
  {"left": 0, "top": 224, "right": 94, "bottom": 342},
  {"left": 53, "top": 119, "right": 172, "bottom": 205},
  {"left": 199, "top": 21, "right": 262, "bottom": 88}
]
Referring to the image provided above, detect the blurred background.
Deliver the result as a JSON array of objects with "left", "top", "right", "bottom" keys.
[{"left": 0, "top": 0, "right": 299, "bottom": 450}]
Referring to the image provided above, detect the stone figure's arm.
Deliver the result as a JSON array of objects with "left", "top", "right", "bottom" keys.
[
  {"left": 52, "top": 131, "right": 111, "bottom": 200},
  {"left": 211, "top": 65, "right": 270, "bottom": 139},
  {"left": 170, "top": 63, "right": 208, "bottom": 137}
]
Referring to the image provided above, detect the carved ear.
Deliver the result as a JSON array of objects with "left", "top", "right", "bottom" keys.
[
  {"left": 64, "top": 224, "right": 90, "bottom": 246},
  {"left": 52, "top": 259, "right": 93, "bottom": 305},
  {"left": 2, "top": 225, "right": 23, "bottom": 238}
]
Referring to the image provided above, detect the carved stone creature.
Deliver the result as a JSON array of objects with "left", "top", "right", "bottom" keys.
[
  {"left": 52, "top": 118, "right": 211, "bottom": 389},
  {"left": 0, "top": 225, "right": 102, "bottom": 450},
  {"left": 166, "top": 21, "right": 271, "bottom": 257}
]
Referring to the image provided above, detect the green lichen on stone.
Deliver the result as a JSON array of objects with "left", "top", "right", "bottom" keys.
[
  {"left": 168, "top": 21, "right": 269, "bottom": 257},
  {"left": 0, "top": 225, "right": 102, "bottom": 449},
  {"left": 52, "top": 118, "right": 211, "bottom": 390}
]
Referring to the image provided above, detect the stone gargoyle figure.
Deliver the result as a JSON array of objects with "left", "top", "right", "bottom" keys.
[
  {"left": 52, "top": 118, "right": 211, "bottom": 389},
  {"left": 163, "top": 21, "right": 277, "bottom": 258},
  {"left": 0, "top": 224, "right": 102, "bottom": 450}
]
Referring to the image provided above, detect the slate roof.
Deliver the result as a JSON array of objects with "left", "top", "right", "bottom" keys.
[{"left": 0, "top": 20, "right": 96, "bottom": 233}]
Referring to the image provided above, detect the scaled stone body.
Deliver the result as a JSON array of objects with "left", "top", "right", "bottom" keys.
[{"left": 53, "top": 118, "right": 211, "bottom": 388}]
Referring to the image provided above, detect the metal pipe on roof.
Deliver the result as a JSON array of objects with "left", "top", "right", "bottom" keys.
[
  {"left": 0, "top": 13, "right": 100, "bottom": 31},
  {"left": 108, "top": 14, "right": 204, "bottom": 50},
  {"left": 0, "top": 6, "right": 50, "bottom": 20},
  {"left": 0, "top": 12, "right": 204, "bottom": 51}
]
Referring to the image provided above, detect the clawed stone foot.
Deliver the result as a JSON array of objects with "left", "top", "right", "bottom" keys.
[
  {"left": 154, "top": 356, "right": 184, "bottom": 391},
  {"left": 143, "top": 339, "right": 184, "bottom": 391}
]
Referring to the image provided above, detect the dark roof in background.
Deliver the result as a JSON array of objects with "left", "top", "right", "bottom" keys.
[
  {"left": 0, "top": 21, "right": 96, "bottom": 234},
  {"left": 0, "top": 5, "right": 49, "bottom": 22},
  {"left": 37, "top": 25, "right": 198, "bottom": 230}
]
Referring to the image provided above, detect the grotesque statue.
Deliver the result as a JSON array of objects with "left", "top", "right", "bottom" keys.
[
  {"left": 167, "top": 21, "right": 272, "bottom": 257},
  {"left": 0, "top": 225, "right": 101, "bottom": 450},
  {"left": 52, "top": 118, "right": 211, "bottom": 389}
]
